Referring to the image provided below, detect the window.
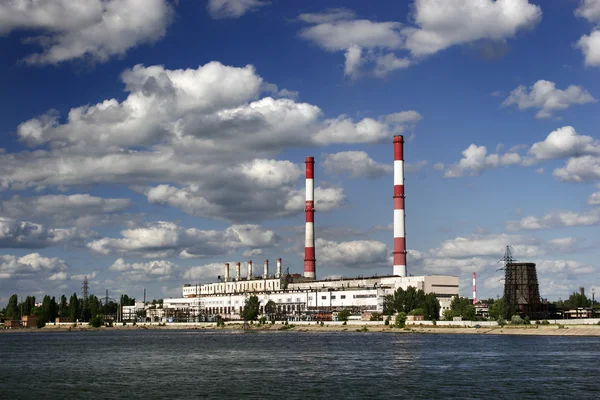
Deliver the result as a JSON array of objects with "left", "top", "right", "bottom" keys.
[
  {"left": 340, "top": 295, "right": 346, "bottom": 299},
  {"left": 331, "top": 296, "right": 336, "bottom": 300},
  {"left": 321, "top": 296, "right": 326, "bottom": 300},
  {"left": 353, "top": 294, "right": 377, "bottom": 299},
  {"left": 431, "top": 284, "right": 459, "bottom": 288},
  {"left": 296, "top": 298, "right": 300, "bottom": 302}
]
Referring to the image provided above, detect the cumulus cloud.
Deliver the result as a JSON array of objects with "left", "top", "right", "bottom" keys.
[
  {"left": 432, "top": 234, "right": 543, "bottom": 259},
  {"left": 0, "top": 0, "right": 174, "bottom": 65},
  {"left": 588, "top": 192, "right": 600, "bottom": 205},
  {"left": 109, "top": 258, "right": 175, "bottom": 281},
  {"left": 403, "top": 0, "right": 541, "bottom": 58},
  {"left": 501, "top": 80, "right": 595, "bottom": 119},
  {"left": 183, "top": 262, "right": 227, "bottom": 281},
  {"left": 526, "top": 126, "right": 600, "bottom": 163},
  {"left": 575, "top": 1, "right": 600, "bottom": 67},
  {"left": 322, "top": 151, "right": 392, "bottom": 179},
  {"left": 87, "top": 221, "right": 278, "bottom": 258},
  {"left": 444, "top": 144, "right": 521, "bottom": 177},
  {"left": 576, "top": 31, "right": 600, "bottom": 67},
  {"left": 554, "top": 155, "right": 600, "bottom": 182},
  {"left": 207, "top": 0, "right": 269, "bottom": 19},
  {"left": 0, "top": 253, "right": 68, "bottom": 280},
  {"left": 506, "top": 209, "right": 600, "bottom": 231},
  {"left": 0, "top": 194, "right": 131, "bottom": 227},
  {"left": 298, "top": 1, "right": 540, "bottom": 77},
  {"left": 316, "top": 239, "right": 389, "bottom": 267},
  {"left": 1, "top": 61, "right": 418, "bottom": 222},
  {"left": 0, "top": 217, "right": 90, "bottom": 249}
]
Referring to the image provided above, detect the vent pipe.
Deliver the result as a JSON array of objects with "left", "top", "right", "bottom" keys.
[
  {"left": 247, "top": 260, "right": 253, "bottom": 280},
  {"left": 263, "top": 259, "right": 269, "bottom": 279},
  {"left": 236, "top": 262, "right": 241, "bottom": 281},
  {"left": 276, "top": 258, "right": 282, "bottom": 278},
  {"left": 224, "top": 263, "right": 230, "bottom": 282}
]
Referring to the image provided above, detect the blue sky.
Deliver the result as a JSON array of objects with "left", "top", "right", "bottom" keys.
[{"left": 1, "top": 0, "right": 600, "bottom": 304}]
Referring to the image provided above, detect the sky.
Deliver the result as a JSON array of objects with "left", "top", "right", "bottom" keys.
[{"left": 1, "top": 0, "right": 600, "bottom": 305}]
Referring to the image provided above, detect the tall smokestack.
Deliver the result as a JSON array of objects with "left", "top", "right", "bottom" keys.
[
  {"left": 304, "top": 156, "right": 316, "bottom": 279},
  {"left": 236, "top": 262, "right": 241, "bottom": 281},
  {"left": 224, "top": 263, "right": 230, "bottom": 282},
  {"left": 472, "top": 272, "right": 477, "bottom": 305},
  {"left": 276, "top": 258, "right": 282, "bottom": 278},
  {"left": 247, "top": 260, "right": 253, "bottom": 280},
  {"left": 393, "top": 136, "right": 407, "bottom": 277},
  {"left": 263, "top": 259, "right": 269, "bottom": 279}
]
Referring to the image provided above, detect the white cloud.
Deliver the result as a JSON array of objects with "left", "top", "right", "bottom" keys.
[
  {"left": 576, "top": 30, "right": 600, "bottom": 67},
  {"left": 0, "top": 217, "right": 89, "bottom": 249},
  {"left": 0, "top": 0, "right": 174, "bottom": 65},
  {"left": 0, "top": 194, "right": 131, "bottom": 227},
  {"left": 403, "top": 0, "right": 541, "bottom": 58},
  {"left": 554, "top": 155, "right": 600, "bottom": 182},
  {"left": 242, "top": 248, "right": 263, "bottom": 257},
  {"left": 547, "top": 237, "right": 581, "bottom": 253},
  {"left": 0, "top": 253, "right": 68, "bottom": 280},
  {"left": 444, "top": 144, "right": 521, "bottom": 177},
  {"left": 432, "top": 234, "right": 543, "bottom": 259},
  {"left": 207, "top": 0, "right": 269, "bottom": 19},
  {"left": 109, "top": 258, "right": 175, "bottom": 281},
  {"left": 588, "top": 192, "right": 600, "bottom": 205},
  {"left": 576, "top": 0, "right": 600, "bottom": 22},
  {"left": 183, "top": 262, "right": 227, "bottom": 281},
  {"left": 501, "top": 80, "right": 595, "bottom": 119},
  {"left": 298, "top": 1, "right": 540, "bottom": 78},
  {"left": 322, "top": 151, "right": 392, "bottom": 179},
  {"left": 506, "top": 209, "right": 600, "bottom": 231},
  {"left": 527, "top": 126, "right": 600, "bottom": 163},
  {"left": 71, "top": 271, "right": 98, "bottom": 281},
  {"left": 316, "top": 239, "right": 389, "bottom": 267},
  {"left": 88, "top": 221, "right": 278, "bottom": 258}
]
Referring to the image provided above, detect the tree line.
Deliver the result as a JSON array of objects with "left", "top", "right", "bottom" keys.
[{"left": 1, "top": 292, "right": 139, "bottom": 327}]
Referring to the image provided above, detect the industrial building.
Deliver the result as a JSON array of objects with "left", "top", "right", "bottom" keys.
[{"left": 160, "top": 135, "right": 459, "bottom": 322}]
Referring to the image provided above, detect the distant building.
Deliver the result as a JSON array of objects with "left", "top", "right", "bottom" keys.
[
  {"left": 4, "top": 320, "right": 21, "bottom": 328},
  {"left": 21, "top": 316, "right": 38, "bottom": 328}
]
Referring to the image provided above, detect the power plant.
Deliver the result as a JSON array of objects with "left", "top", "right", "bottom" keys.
[{"left": 160, "top": 135, "right": 459, "bottom": 321}]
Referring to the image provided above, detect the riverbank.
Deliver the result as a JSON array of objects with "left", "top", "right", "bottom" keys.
[{"left": 2, "top": 321, "right": 598, "bottom": 336}]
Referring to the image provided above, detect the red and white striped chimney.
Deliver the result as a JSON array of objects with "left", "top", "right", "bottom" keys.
[
  {"left": 393, "top": 136, "right": 407, "bottom": 277},
  {"left": 472, "top": 272, "right": 477, "bottom": 305},
  {"left": 304, "top": 156, "right": 316, "bottom": 279}
]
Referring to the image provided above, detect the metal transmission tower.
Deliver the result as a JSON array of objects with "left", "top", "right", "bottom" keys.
[
  {"left": 81, "top": 276, "right": 89, "bottom": 321},
  {"left": 500, "top": 246, "right": 546, "bottom": 320}
]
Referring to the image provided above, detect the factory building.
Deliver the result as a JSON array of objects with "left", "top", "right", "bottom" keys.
[{"left": 161, "top": 135, "right": 459, "bottom": 321}]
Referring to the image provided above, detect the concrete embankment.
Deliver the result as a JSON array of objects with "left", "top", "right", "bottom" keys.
[{"left": 5, "top": 319, "right": 600, "bottom": 336}]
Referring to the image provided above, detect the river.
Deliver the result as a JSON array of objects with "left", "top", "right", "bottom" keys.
[{"left": 1, "top": 330, "right": 599, "bottom": 399}]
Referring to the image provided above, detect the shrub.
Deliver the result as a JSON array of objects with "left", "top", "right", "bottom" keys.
[
  {"left": 384, "top": 316, "right": 390, "bottom": 326},
  {"left": 89, "top": 314, "right": 104, "bottom": 328},
  {"left": 320, "top": 321, "right": 324, "bottom": 326},
  {"left": 271, "top": 320, "right": 275, "bottom": 325},
  {"left": 541, "top": 320, "right": 550, "bottom": 325},
  {"left": 355, "top": 326, "right": 369, "bottom": 332},
  {"left": 497, "top": 318, "right": 506, "bottom": 326},
  {"left": 523, "top": 317, "right": 530, "bottom": 325},
  {"left": 370, "top": 312, "right": 380, "bottom": 321},
  {"left": 259, "top": 316, "right": 267, "bottom": 325},
  {"left": 432, "top": 320, "right": 437, "bottom": 326},
  {"left": 511, "top": 315, "right": 524, "bottom": 325},
  {"left": 535, "top": 320, "right": 540, "bottom": 325},
  {"left": 278, "top": 324, "right": 295, "bottom": 331},
  {"left": 395, "top": 312, "right": 406, "bottom": 328},
  {"left": 216, "top": 319, "right": 225, "bottom": 328},
  {"left": 342, "top": 321, "right": 347, "bottom": 326},
  {"left": 337, "top": 309, "right": 351, "bottom": 322},
  {"left": 122, "top": 322, "right": 127, "bottom": 326},
  {"left": 36, "top": 318, "right": 46, "bottom": 329}
]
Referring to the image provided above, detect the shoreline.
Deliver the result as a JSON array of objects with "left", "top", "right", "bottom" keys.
[{"left": 3, "top": 322, "right": 600, "bottom": 336}]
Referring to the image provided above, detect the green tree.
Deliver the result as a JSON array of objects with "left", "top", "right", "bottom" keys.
[
  {"left": 69, "top": 293, "right": 80, "bottom": 322},
  {"left": 370, "top": 312, "right": 380, "bottom": 321},
  {"left": 338, "top": 309, "right": 351, "bottom": 321},
  {"left": 489, "top": 298, "right": 507, "bottom": 321},
  {"left": 241, "top": 295, "right": 260, "bottom": 321},
  {"left": 564, "top": 291, "right": 591, "bottom": 308},
  {"left": 423, "top": 293, "right": 441, "bottom": 321},
  {"left": 41, "top": 295, "right": 52, "bottom": 322},
  {"left": 386, "top": 287, "right": 441, "bottom": 320},
  {"left": 395, "top": 312, "right": 407, "bottom": 328},
  {"left": 89, "top": 314, "right": 104, "bottom": 328},
  {"left": 449, "top": 295, "right": 476, "bottom": 320},
  {"left": 5, "top": 294, "right": 19, "bottom": 319},
  {"left": 264, "top": 300, "right": 276, "bottom": 320},
  {"left": 59, "top": 295, "right": 68, "bottom": 317},
  {"left": 443, "top": 309, "right": 454, "bottom": 321}
]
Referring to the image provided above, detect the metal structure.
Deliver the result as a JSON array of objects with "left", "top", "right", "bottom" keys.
[
  {"left": 393, "top": 135, "right": 407, "bottom": 276},
  {"left": 501, "top": 246, "right": 546, "bottom": 319},
  {"left": 81, "top": 276, "right": 89, "bottom": 321},
  {"left": 304, "top": 156, "right": 316, "bottom": 279}
]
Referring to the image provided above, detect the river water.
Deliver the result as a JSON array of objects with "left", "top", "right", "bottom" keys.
[{"left": 1, "top": 329, "right": 599, "bottom": 399}]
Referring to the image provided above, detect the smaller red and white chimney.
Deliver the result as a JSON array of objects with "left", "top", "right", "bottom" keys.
[
  {"left": 235, "top": 262, "right": 241, "bottom": 281},
  {"left": 247, "top": 260, "right": 253, "bottom": 280},
  {"left": 472, "top": 272, "right": 477, "bottom": 305},
  {"left": 276, "top": 258, "right": 282, "bottom": 278},
  {"left": 263, "top": 259, "right": 269, "bottom": 279}
]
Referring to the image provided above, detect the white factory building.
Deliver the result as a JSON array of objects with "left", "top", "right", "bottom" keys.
[{"left": 156, "top": 136, "right": 459, "bottom": 322}]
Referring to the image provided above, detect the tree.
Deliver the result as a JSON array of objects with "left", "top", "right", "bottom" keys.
[
  {"left": 69, "top": 293, "right": 79, "bottom": 322},
  {"left": 564, "top": 291, "right": 591, "bottom": 308},
  {"left": 423, "top": 293, "right": 441, "bottom": 321},
  {"left": 5, "top": 294, "right": 19, "bottom": 319},
  {"left": 489, "top": 298, "right": 507, "bottom": 321},
  {"left": 449, "top": 295, "right": 476, "bottom": 320},
  {"left": 386, "top": 287, "right": 441, "bottom": 320},
  {"left": 264, "top": 300, "right": 276, "bottom": 320},
  {"left": 59, "top": 295, "right": 68, "bottom": 317},
  {"left": 241, "top": 295, "right": 260, "bottom": 321},
  {"left": 338, "top": 309, "right": 351, "bottom": 321}
]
